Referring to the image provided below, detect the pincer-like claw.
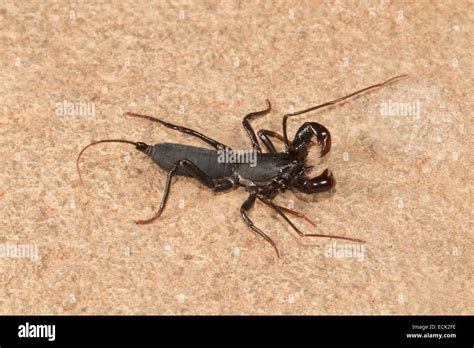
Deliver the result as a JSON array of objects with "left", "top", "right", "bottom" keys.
[
  {"left": 290, "top": 122, "right": 332, "bottom": 160},
  {"left": 318, "top": 131, "right": 331, "bottom": 158}
]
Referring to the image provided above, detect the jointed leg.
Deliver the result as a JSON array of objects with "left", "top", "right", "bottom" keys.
[
  {"left": 240, "top": 188, "right": 280, "bottom": 257},
  {"left": 258, "top": 195, "right": 365, "bottom": 243},
  {"left": 257, "top": 129, "right": 286, "bottom": 153},
  {"left": 124, "top": 112, "right": 230, "bottom": 150},
  {"left": 257, "top": 196, "right": 316, "bottom": 226},
  {"left": 136, "top": 159, "right": 235, "bottom": 225},
  {"left": 242, "top": 99, "right": 272, "bottom": 153}
]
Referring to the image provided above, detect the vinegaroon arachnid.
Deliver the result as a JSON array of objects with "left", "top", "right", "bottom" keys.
[{"left": 77, "top": 75, "right": 407, "bottom": 257}]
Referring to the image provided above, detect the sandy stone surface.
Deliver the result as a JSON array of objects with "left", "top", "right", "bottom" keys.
[{"left": 0, "top": 1, "right": 472, "bottom": 314}]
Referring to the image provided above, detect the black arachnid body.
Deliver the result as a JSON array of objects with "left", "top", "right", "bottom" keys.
[{"left": 77, "top": 75, "right": 407, "bottom": 257}]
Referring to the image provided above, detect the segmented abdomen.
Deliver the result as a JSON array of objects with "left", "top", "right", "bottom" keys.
[{"left": 150, "top": 143, "right": 235, "bottom": 179}]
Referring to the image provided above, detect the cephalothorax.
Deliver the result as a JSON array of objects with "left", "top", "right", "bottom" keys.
[{"left": 77, "top": 75, "right": 406, "bottom": 257}]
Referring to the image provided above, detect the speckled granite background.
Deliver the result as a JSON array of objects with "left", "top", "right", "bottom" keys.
[{"left": 0, "top": 1, "right": 472, "bottom": 314}]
